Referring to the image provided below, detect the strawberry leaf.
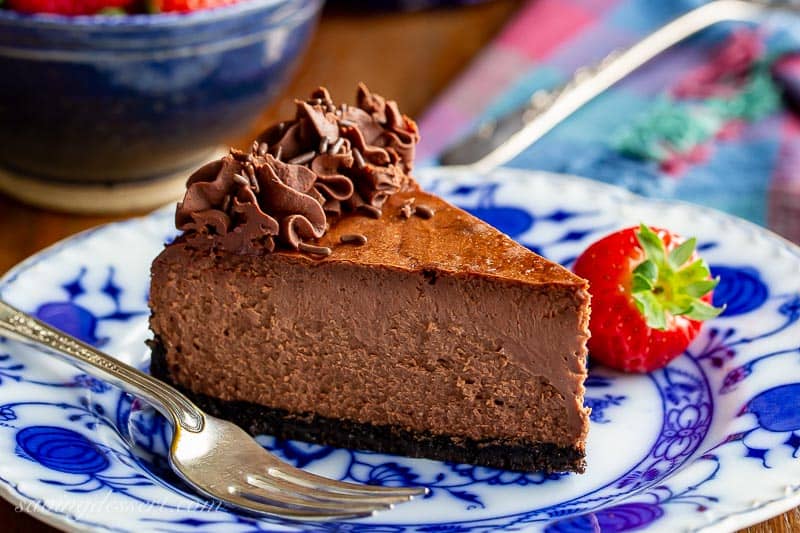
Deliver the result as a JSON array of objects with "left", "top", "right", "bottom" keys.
[
  {"left": 685, "top": 278, "right": 719, "bottom": 298},
  {"left": 665, "top": 294, "right": 694, "bottom": 316},
  {"left": 676, "top": 259, "right": 712, "bottom": 285},
  {"left": 632, "top": 274, "right": 654, "bottom": 292},
  {"left": 632, "top": 260, "right": 658, "bottom": 292},
  {"left": 633, "top": 291, "right": 667, "bottom": 330},
  {"left": 636, "top": 224, "right": 667, "bottom": 266},
  {"left": 685, "top": 300, "right": 725, "bottom": 321},
  {"left": 668, "top": 237, "right": 696, "bottom": 269},
  {"left": 633, "top": 259, "right": 658, "bottom": 283}
]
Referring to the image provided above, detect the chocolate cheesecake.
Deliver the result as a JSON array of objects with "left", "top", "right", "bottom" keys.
[{"left": 149, "top": 86, "right": 591, "bottom": 473}]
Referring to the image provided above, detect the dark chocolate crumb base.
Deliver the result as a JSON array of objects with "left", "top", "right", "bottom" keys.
[{"left": 150, "top": 338, "right": 585, "bottom": 474}]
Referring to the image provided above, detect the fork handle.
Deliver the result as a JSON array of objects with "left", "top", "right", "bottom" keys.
[{"left": 0, "top": 299, "right": 204, "bottom": 433}]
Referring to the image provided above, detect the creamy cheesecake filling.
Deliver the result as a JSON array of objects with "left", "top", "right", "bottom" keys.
[{"left": 151, "top": 248, "right": 588, "bottom": 446}]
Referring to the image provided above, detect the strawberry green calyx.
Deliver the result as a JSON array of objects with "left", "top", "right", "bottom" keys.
[{"left": 631, "top": 224, "right": 724, "bottom": 330}]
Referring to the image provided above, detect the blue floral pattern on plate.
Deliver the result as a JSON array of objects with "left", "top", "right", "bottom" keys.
[{"left": 0, "top": 168, "right": 797, "bottom": 532}]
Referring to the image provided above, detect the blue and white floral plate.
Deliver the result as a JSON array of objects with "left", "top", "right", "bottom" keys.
[{"left": 0, "top": 167, "right": 798, "bottom": 533}]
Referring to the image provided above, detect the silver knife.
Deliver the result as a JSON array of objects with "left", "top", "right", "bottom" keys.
[{"left": 438, "top": 0, "right": 797, "bottom": 173}]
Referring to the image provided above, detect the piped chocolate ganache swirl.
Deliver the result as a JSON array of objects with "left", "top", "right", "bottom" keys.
[{"left": 175, "top": 84, "right": 420, "bottom": 256}]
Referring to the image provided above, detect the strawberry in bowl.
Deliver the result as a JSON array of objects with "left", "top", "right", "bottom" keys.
[
  {"left": 573, "top": 224, "right": 724, "bottom": 373},
  {"left": 6, "top": 0, "right": 237, "bottom": 15},
  {"left": 148, "top": 0, "right": 238, "bottom": 13},
  {"left": 7, "top": 0, "right": 136, "bottom": 15}
]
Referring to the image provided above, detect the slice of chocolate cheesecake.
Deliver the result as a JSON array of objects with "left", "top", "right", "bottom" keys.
[{"left": 149, "top": 86, "right": 591, "bottom": 473}]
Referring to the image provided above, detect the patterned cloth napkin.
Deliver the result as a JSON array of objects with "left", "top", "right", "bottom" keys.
[{"left": 417, "top": 0, "right": 800, "bottom": 243}]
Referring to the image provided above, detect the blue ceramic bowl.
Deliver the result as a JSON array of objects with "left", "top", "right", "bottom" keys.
[{"left": 0, "top": 0, "right": 323, "bottom": 185}]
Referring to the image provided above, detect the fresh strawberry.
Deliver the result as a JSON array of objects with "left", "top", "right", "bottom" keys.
[
  {"left": 148, "top": 0, "right": 236, "bottom": 13},
  {"left": 573, "top": 224, "right": 724, "bottom": 373},
  {"left": 8, "top": 0, "right": 133, "bottom": 15}
]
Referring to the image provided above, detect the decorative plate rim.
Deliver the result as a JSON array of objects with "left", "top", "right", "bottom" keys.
[{"left": 0, "top": 168, "right": 798, "bottom": 533}]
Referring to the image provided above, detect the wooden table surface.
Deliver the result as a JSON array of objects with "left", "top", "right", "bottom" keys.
[{"left": 0, "top": 2, "right": 796, "bottom": 531}]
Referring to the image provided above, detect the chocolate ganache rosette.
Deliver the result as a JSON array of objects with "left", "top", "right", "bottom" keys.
[{"left": 175, "top": 84, "right": 420, "bottom": 256}]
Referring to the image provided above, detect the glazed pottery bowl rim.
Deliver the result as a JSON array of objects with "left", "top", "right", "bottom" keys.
[
  {"left": 0, "top": 0, "right": 322, "bottom": 187},
  {"left": 0, "top": 0, "right": 295, "bottom": 29}
]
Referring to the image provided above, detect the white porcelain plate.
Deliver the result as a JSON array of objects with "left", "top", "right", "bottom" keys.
[{"left": 0, "top": 168, "right": 798, "bottom": 532}]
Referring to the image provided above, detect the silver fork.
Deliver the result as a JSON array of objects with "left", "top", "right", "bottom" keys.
[
  {"left": 0, "top": 299, "right": 427, "bottom": 520},
  {"left": 440, "top": 0, "right": 800, "bottom": 170}
]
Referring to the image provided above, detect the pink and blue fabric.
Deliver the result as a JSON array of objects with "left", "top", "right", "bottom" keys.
[{"left": 418, "top": 0, "right": 800, "bottom": 243}]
